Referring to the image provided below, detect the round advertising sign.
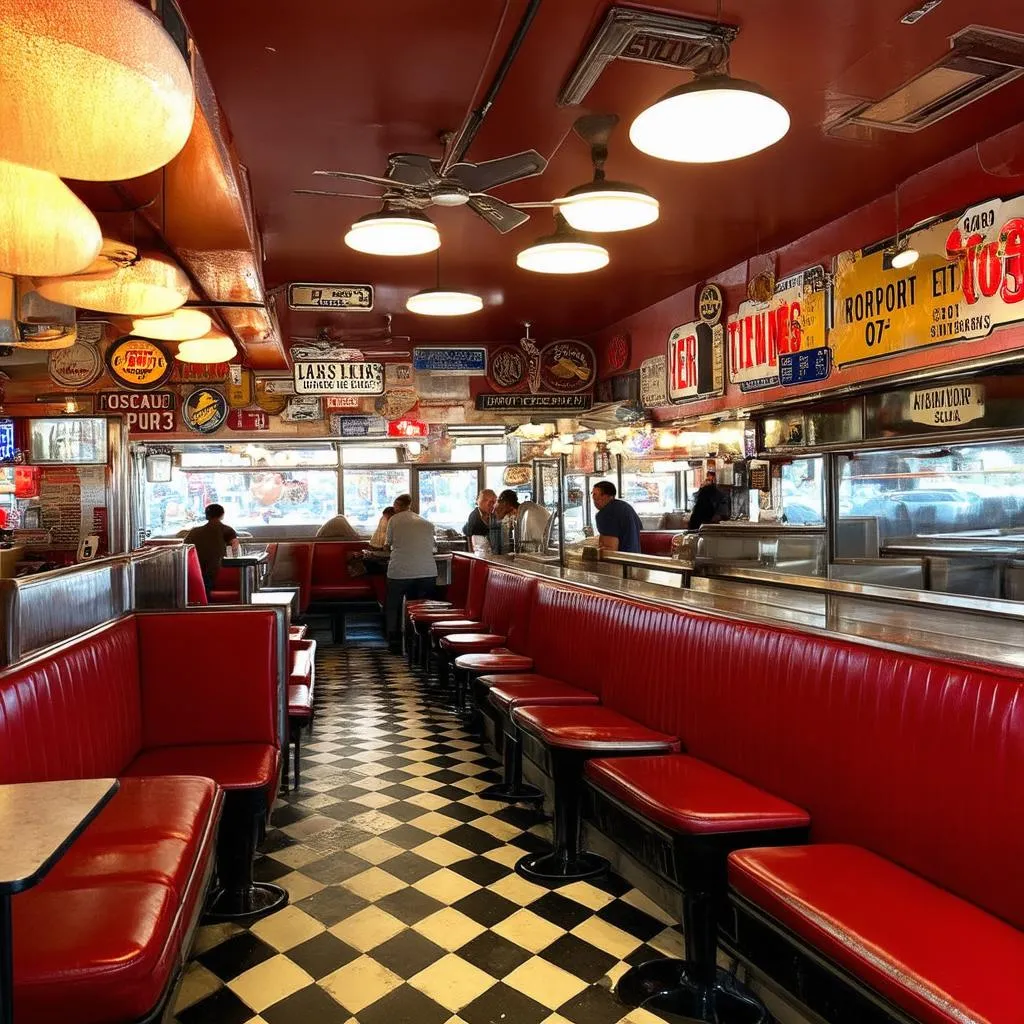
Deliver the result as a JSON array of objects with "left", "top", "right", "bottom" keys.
[
  {"left": 182, "top": 387, "right": 229, "bottom": 434},
  {"left": 539, "top": 340, "right": 596, "bottom": 394},
  {"left": 104, "top": 337, "right": 172, "bottom": 392},
  {"left": 488, "top": 346, "right": 526, "bottom": 391},
  {"left": 698, "top": 283, "right": 724, "bottom": 325},
  {"left": 49, "top": 342, "right": 103, "bottom": 388}
]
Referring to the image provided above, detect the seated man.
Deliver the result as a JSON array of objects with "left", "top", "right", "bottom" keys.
[{"left": 591, "top": 480, "right": 642, "bottom": 554}]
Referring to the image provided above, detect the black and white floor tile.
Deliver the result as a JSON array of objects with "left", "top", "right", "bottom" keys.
[{"left": 173, "top": 624, "right": 681, "bottom": 1024}]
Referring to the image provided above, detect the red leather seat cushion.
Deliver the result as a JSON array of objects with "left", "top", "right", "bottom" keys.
[
  {"left": 512, "top": 704, "right": 679, "bottom": 753},
  {"left": 408, "top": 599, "right": 451, "bottom": 610},
  {"left": 291, "top": 647, "right": 313, "bottom": 683},
  {"left": 411, "top": 607, "right": 468, "bottom": 624},
  {"left": 288, "top": 683, "right": 313, "bottom": 719},
  {"left": 489, "top": 678, "right": 600, "bottom": 712},
  {"left": 311, "top": 580, "right": 376, "bottom": 600},
  {"left": 729, "top": 845, "right": 1024, "bottom": 1024},
  {"left": 440, "top": 632, "right": 505, "bottom": 654},
  {"left": 430, "top": 618, "right": 482, "bottom": 634},
  {"left": 454, "top": 651, "right": 534, "bottom": 673},
  {"left": 586, "top": 755, "right": 809, "bottom": 836},
  {"left": 126, "top": 743, "right": 277, "bottom": 791}
]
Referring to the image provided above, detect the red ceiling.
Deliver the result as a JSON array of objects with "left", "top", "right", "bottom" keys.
[{"left": 175, "top": 0, "right": 1024, "bottom": 352}]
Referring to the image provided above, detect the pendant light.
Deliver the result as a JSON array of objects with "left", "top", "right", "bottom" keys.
[
  {"left": 345, "top": 209, "right": 440, "bottom": 256},
  {"left": 36, "top": 247, "right": 191, "bottom": 316},
  {"left": 629, "top": 40, "right": 789, "bottom": 164},
  {"left": 131, "top": 309, "right": 212, "bottom": 341},
  {"left": 406, "top": 251, "right": 482, "bottom": 316},
  {"left": 556, "top": 115, "right": 659, "bottom": 233},
  {"left": 516, "top": 214, "right": 609, "bottom": 275},
  {"left": 885, "top": 186, "right": 919, "bottom": 270},
  {"left": 175, "top": 330, "right": 237, "bottom": 363},
  {"left": 0, "top": 160, "right": 102, "bottom": 276},
  {"left": 0, "top": 0, "right": 195, "bottom": 181}
]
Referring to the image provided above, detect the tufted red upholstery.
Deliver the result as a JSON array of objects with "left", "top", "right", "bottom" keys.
[
  {"left": 308, "top": 541, "right": 376, "bottom": 601},
  {"left": 473, "top": 570, "right": 537, "bottom": 653},
  {"left": 730, "top": 845, "right": 1024, "bottom": 1024},
  {"left": 447, "top": 553, "right": 472, "bottom": 608},
  {"left": 638, "top": 531, "right": 682, "bottom": 555}
]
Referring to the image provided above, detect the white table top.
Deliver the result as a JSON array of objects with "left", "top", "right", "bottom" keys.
[{"left": 0, "top": 779, "right": 118, "bottom": 894}]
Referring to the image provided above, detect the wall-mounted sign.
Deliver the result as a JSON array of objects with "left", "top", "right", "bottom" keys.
[
  {"left": 698, "top": 283, "right": 724, "bottom": 324},
  {"left": 593, "top": 448, "right": 611, "bottom": 474},
  {"left": 227, "top": 409, "right": 270, "bottom": 431},
  {"left": 475, "top": 393, "right": 593, "bottom": 412},
  {"left": 182, "top": 388, "right": 228, "bottom": 434},
  {"left": 255, "top": 375, "right": 295, "bottom": 397},
  {"left": 539, "top": 340, "right": 596, "bottom": 394},
  {"left": 728, "top": 266, "right": 828, "bottom": 392},
  {"left": 831, "top": 194, "right": 1024, "bottom": 367},
  {"left": 96, "top": 391, "right": 175, "bottom": 433},
  {"left": 388, "top": 417, "right": 428, "bottom": 438},
  {"left": 386, "top": 362, "right": 413, "bottom": 385},
  {"left": 224, "top": 365, "right": 254, "bottom": 408},
  {"left": 293, "top": 360, "right": 384, "bottom": 395},
  {"left": 375, "top": 388, "right": 418, "bottom": 419},
  {"left": 170, "top": 360, "right": 228, "bottom": 383},
  {"left": 908, "top": 383, "right": 985, "bottom": 427},
  {"left": 330, "top": 414, "right": 387, "bottom": 437},
  {"left": 104, "top": 337, "right": 172, "bottom": 392},
  {"left": 414, "top": 373, "right": 470, "bottom": 402},
  {"left": 601, "top": 331, "right": 631, "bottom": 377},
  {"left": 324, "top": 395, "right": 361, "bottom": 412},
  {"left": 639, "top": 355, "right": 668, "bottom": 407},
  {"left": 668, "top": 320, "right": 724, "bottom": 402},
  {"left": 779, "top": 347, "right": 832, "bottom": 387},
  {"left": 290, "top": 343, "right": 364, "bottom": 363},
  {"left": 488, "top": 346, "right": 526, "bottom": 390},
  {"left": 0, "top": 419, "right": 15, "bottom": 463},
  {"left": 280, "top": 396, "right": 324, "bottom": 422},
  {"left": 49, "top": 342, "right": 103, "bottom": 388},
  {"left": 287, "top": 283, "right": 373, "bottom": 311},
  {"left": 413, "top": 347, "right": 487, "bottom": 375}
]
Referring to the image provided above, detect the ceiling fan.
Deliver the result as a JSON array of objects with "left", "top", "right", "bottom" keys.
[
  {"left": 294, "top": 145, "right": 548, "bottom": 234},
  {"left": 290, "top": 320, "right": 412, "bottom": 360}
]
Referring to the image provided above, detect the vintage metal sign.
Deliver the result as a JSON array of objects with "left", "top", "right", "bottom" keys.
[
  {"left": 287, "top": 283, "right": 373, "bottom": 311},
  {"left": 293, "top": 360, "right": 384, "bottom": 395},
  {"left": 323, "top": 395, "right": 361, "bottom": 412},
  {"left": 779, "top": 347, "right": 832, "bottom": 386},
  {"left": 475, "top": 393, "right": 593, "bottom": 412},
  {"left": 639, "top": 355, "right": 668, "bottom": 407},
  {"left": 96, "top": 391, "right": 175, "bottom": 433},
  {"left": 539, "top": 341, "right": 596, "bottom": 394},
  {"left": 668, "top": 320, "right": 724, "bottom": 402},
  {"left": 227, "top": 409, "right": 270, "bottom": 431},
  {"left": 908, "top": 383, "right": 985, "bottom": 427},
  {"left": 602, "top": 331, "right": 631, "bottom": 377},
  {"left": 49, "top": 343, "right": 103, "bottom": 388},
  {"left": 224, "top": 365, "right": 254, "bottom": 408},
  {"left": 330, "top": 414, "right": 386, "bottom": 437},
  {"left": 727, "top": 266, "right": 828, "bottom": 392},
  {"left": 831, "top": 194, "right": 1024, "bottom": 367},
  {"left": 104, "top": 337, "right": 172, "bottom": 392},
  {"left": 413, "top": 347, "right": 487, "bottom": 375},
  {"left": 488, "top": 346, "right": 527, "bottom": 391},
  {"left": 182, "top": 388, "right": 228, "bottom": 434},
  {"left": 388, "top": 417, "right": 428, "bottom": 438},
  {"left": 698, "top": 283, "right": 724, "bottom": 324},
  {"left": 281, "top": 397, "right": 324, "bottom": 422},
  {"left": 385, "top": 362, "right": 413, "bottom": 385}
]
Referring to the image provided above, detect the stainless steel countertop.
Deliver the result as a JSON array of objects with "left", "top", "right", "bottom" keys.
[{"left": 480, "top": 554, "right": 1024, "bottom": 671}]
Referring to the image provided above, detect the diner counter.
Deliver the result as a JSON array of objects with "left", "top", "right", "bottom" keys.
[{"left": 483, "top": 554, "right": 1024, "bottom": 670}]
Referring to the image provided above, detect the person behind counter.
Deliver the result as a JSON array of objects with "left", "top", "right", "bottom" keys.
[
  {"left": 591, "top": 480, "right": 642, "bottom": 554},
  {"left": 488, "top": 489, "right": 520, "bottom": 554},
  {"left": 185, "top": 503, "right": 241, "bottom": 596},
  {"left": 316, "top": 512, "right": 361, "bottom": 540},
  {"left": 463, "top": 489, "right": 497, "bottom": 552},
  {"left": 385, "top": 494, "right": 437, "bottom": 652},
  {"left": 687, "top": 469, "right": 730, "bottom": 531},
  {"left": 370, "top": 506, "right": 396, "bottom": 549}
]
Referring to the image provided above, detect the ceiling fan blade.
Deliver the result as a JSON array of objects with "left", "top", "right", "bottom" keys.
[
  {"left": 386, "top": 153, "right": 440, "bottom": 187},
  {"left": 313, "top": 169, "right": 430, "bottom": 191},
  {"left": 293, "top": 189, "right": 382, "bottom": 200},
  {"left": 467, "top": 195, "right": 531, "bottom": 234},
  {"left": 507, "top": 200, "right": 556, "bottom": 209},
  {"left": 447, "top": 149, "right": 547, "bottom": 193}
]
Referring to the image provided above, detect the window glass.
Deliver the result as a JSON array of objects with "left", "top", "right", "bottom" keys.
[
  {"left": 342, "top": 468, "right": 410, "bottom": 535},
  {"left": 563, "top": 473, "right": 586, "bottom": 541},
  {"left": 179, "top": 445, "right": 337, "bottom": 468},
  {"left": 417, "top": 468, "right": 479, "bottom": 530},
  {"left": 620, "top": 472, "right": 678, "bottom": 516},
  {"left": 780, "top": 458, "right": 824, "bottom": 524},
  {"left": 451, "top": 444, "right": 482, "bottom": 463},
  {"left": 837, "top": 442, "right": 1024, "bottom": 541},
  {"left": 342, "top": 446, "right": 398, "bottom": 465},
  {"left": 484, "top": 444, "right": 507, "bottom": 462},
  {"left": 145, "top": 467, "right": 338, "bottom": 537}
]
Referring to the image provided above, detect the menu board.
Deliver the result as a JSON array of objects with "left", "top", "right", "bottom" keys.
[{"left": 38, "top": 466, "right": 105, "bottom": 547}]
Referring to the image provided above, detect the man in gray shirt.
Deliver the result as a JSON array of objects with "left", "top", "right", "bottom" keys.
[{"left": 384, "top": 493, "right": 437, "bottom": 651}]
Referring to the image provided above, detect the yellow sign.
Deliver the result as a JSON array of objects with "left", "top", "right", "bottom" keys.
[
  {"left": 104, "top": 337, "right": 172, "bottom": 392},
  {"left": 224, "top": 365, "right": 253, "bottom": 409},
  {"left": 831, "top": 194, "right": 1024, "bottom": 366}
]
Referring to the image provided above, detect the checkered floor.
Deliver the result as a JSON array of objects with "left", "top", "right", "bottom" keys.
[{"left": 173, "top": 624, "right": 682, "bottom": 1024}]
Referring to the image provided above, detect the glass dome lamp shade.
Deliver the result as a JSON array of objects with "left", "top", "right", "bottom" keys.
[
  {"left": 890, "top": 245, "right": 919, "bottom": 269},
  {"left": 174, "top": 331, "right": 237, "bottom": 363},
  {"left": 344, "top": 210, "right": 440, "bottom": 256},
  {"left": 131, "top": 309, "right": 212, "bottom": 341},
  {"left": 406, "top": 289, "right": 483, "bottom": 316},
  {"left": 0, "top": 160, "right": 102, "bottom": 276},
  {"left": 555, "top": 181, "right": 659, "bottom": 233},
  {"left": 36, "top": 252, "right": 191, "bottom": 315},
  {"left": 516, "top": 215, "right": 609, "bottom": 275},
  {"left": 629, "top": 74, "right": 790, "bottom": 163},
  {"left": 0, "top": 0, "right": 195, "bottom": 180}
]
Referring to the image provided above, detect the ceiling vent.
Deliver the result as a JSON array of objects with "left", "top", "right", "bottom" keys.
[
  {"left": 558, "top": 6, "right": 737, "bottom": 107},
  {"left": 826, "top": 26, "right": 1024, "bottom": 137}
]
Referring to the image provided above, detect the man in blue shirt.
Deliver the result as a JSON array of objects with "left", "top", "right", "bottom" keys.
[{"left": 591, "top": 480, "right": 643, "bottom": 554}]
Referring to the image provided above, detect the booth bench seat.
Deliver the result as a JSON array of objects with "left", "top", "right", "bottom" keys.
[{"left": 285, "top": 637, "right": 317, "bottom": 790}]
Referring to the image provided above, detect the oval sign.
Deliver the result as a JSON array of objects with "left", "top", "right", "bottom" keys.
[
  {"left": 489, "top": 345, "right": 526, "bottom": 391},
  {"left": 182, "top": 387, "right": 228, "bottom": 434},
  {"left": 699, "top": 283, "right": 724, "bottom": 325},
  {"left": 255, "top": 378, "right": 288, "bottom": 415},
  {"left": 105, "top": 337, "right": 172, "bottom": 392},
  {"left": 49, "top": 342, "right": 103, "bottom": 388},
  {"left": 539, "top": 340, "right": 596, "bottom": 394}
]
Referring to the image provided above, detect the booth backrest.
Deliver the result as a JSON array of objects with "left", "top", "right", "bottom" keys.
[
  {"left": 464, "top": 557, "right": 490, "bottom": 620},
  {"left": 209, "top": 564, "right": 241, "bottom": 604},
  {"left": 0, "top": 617, "right": 142, "bottom": 783},
  {"left": 639, "top": 531, "right": 683, "bottom": 556},
  {"left": 310, "top": 541, "right": 366, "bottom": 587},
  {"left": 449, "top": 553, "right": 472, "bottom": 609},
  {"left": 478, "top": 570, "right": 537, "bottom": 654},
  {"left": 186, "top": 546, "right": 209, "bottom": 605}
]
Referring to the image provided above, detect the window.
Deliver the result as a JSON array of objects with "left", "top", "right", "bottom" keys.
[
  {"left": 342, "top": 446, "right": 398, "bottom": 465},
  {"left": 780, "top": 458, "right": 824, "bottom": 525},
  {"left": 417, "top": 468, "right": 479, "bottom": 530},
  {"left": 620, "top": 472, "right": 678, "bottom": 517},
  {"left": 451, "top": 444, "right": 482, "bottom": 463},
  {"left": 179, "top": 444, "right": 337, "bottom": 468},
  {"left": 343, "top": 468, "right": 410, "bottom": 535}
]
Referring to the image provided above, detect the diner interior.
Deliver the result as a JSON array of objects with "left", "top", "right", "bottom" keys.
[{"left": 2, "top": 2, "right": 1024, "bottom": 1024}]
